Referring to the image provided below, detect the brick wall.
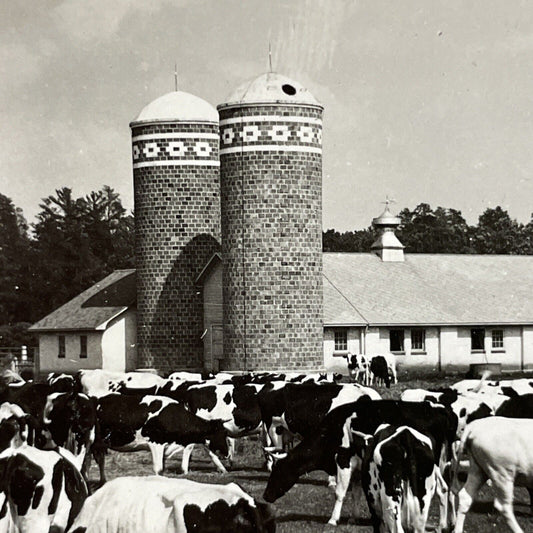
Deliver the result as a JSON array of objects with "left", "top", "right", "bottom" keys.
[
  {"left": 131, "top": 121, "right": 221, "bottom": 373},
  {"left": 218, "top": 104, "right": 324, "bottom": 371}
]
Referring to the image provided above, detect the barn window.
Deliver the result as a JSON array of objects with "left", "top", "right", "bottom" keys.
[
  {"left": 411, "top": 329, "right": 426, "bottom": 352},
  {"left": 390, "top": 329, "right": 405, "bottom": 353},
  {"left": 492, "top": 329, "right": 504, "bottom": 350},
  {"left": 58, "top": 336, "right": 65, "bottom": 358},
  {"left": 471, "top": 328, "right": 485, "bottom": 351},
  {"left": 334, "top": 330, "right": 348, "bottom": 352},
  {"left": 80, "top": 335, "right": 88, "bottom": 359}
]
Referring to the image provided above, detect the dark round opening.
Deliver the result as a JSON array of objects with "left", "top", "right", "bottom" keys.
[{"left": 282, "top": 84, "right": 296, "bottom": 96}]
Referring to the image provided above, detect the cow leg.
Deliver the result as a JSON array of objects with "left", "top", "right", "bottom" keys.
[
  {"left": 181, "top": 444, "right": 194, "bottom": 474},
  {"left": 148, "top": 443, "right": 166, "bottom": 475},
  {"left": 328, "top": 465, "right": 351, "bottom": 525},
  {"left": 205, "top": 448, "right": 228, "bottom": 474},
  {"left": 493, "top": 479, "right": 523, "bottom": 533},
  {"left": 454, "top": 463, "right": 486, "bottom": 533},
  {"left": 227, "top": 437, "right": 236, "bottom": 467},
  {"left": 92, "top": 449, "right": 106, "bottom": 486}
]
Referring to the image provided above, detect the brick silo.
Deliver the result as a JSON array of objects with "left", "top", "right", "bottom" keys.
[
  {"left": 218, "top": 73, "right": 324, "bottom": 371},
  {"left": 131, "top": 91, "right": 220, "bottom": 374}
]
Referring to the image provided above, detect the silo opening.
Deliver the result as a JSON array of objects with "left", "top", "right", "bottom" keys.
[{"left": 282, "top": 84, "right": 296, "bottom": 96}]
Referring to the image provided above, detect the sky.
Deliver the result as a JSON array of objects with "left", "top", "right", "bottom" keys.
[{"left": 1, "top": 0, "right": 533, "bottom": 232}]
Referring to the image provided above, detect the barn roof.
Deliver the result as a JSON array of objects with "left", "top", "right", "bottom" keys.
[
  {"left": 29, "top": 269, "right": 136, "bottom": 332},
  {"left": 324, "top": 253, "right": 533, "bottom": 326}
]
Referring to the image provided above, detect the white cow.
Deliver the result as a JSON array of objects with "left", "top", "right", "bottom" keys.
[
  {"left": 78, "top": 369, "right": 165, "bottom": 397},
  {"left": 454, "top": 417, "right": 533, "bottom": 533},
  {"left": 69, "top": 476, "right": 274, "bottom": 533}
]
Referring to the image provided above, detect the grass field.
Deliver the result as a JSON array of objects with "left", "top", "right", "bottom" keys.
[{"left": 86, "top": 374, "right": 533, "bottom": 532}]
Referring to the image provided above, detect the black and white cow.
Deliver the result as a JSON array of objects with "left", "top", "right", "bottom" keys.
[
  {"left": 76, "top": 369, "right": 166, "bottom": 398},
  {"left": 258, "top": 381, "right": 380, "bottom": 469},
  {"left": 344, "top": 354, "right": 398, "bottom": 386},
  {"left": 42, "top": 392, "right": 97, "bottom": 479},
  {"left": 358, "top": 424, "right": 443, "bottom": 533},
  {"left": 92, "top": 394, "right": 229, "bottom": 484},
  {"left": 453, "top": 417, "right": 533, "bottom": 533},
  {"left": 0, "top": 445, "right": 87, "bottom": 533},
  {"left": 69, "top": 476, "right": 275, "bottom": 533},
  {"left": 46, "top": 373, "right": 77, "bottom": 393},
  {"left": 264, "top": 399, "right": 456, "bottom": 527}
]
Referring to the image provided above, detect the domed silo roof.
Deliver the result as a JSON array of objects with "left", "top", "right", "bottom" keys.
[
  {"left": 219, "top": 72, "right": 321, "bottom": 108},
  {"left": 132, "top": 91, "right": 218, "bottom": 124}
]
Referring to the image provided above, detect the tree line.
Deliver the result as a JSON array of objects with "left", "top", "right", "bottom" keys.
[
  {"left": 0, "top": 187, "right": 134, "bottom": 347},
  {"left": 1, "top": 190, "right": 531, "bottom": 348},
  {"left": 324, "top": 203, "right": 533, "bottom": 254}
]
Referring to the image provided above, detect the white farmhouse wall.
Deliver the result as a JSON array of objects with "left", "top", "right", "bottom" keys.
[
  {"left": 102, "top": 311, "right": 136, "bottom": 372},
  {"left": 323, "top": 325, "right": 529, "bottom": 374},
  {"left": 38, "top": 332, "right": 102, "bottom": 376},
  {"left": 323, "top": 327, "right": 361, "bottom": 373},
  {"left": 523, "top": 326, "right": 533, "bottom": 370},
  {"left": 124, "top": 309, "right": 137, "bottom": 371}
]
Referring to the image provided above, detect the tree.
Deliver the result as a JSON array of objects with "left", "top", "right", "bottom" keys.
[
  {"left": 0, "top": 194, "right": 32, "bottom": 326},
  {"left": 397, "top": 203, "right": 473, "bottom": 253},
  {"left": 472, "top": 207, "right": 526, "bottom": 254}
]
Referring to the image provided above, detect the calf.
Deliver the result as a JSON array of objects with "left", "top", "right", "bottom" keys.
[
  {"left": 69, "top": 475, "right": 275, "bottom": 533},
  {"left": 0, "top": 445, "right": 87, "bottom": 533},
  {"left": 93, "top": 394, "right": 229, "bottom": 483},
  {"left": 360, "top": 425, "right": 442, "bottom": 533},
  {"left": 453, "top": 417, "right": 533, "bottom": 533},
  {"left": 369, "top": 356, "right": 390, "bottom": 388}
]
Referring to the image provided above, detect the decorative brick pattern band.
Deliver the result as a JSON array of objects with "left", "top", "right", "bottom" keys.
[
  {"left": 131, "top": 121, "right": 221, "bottom": 373},
  {"left": 219, "top": 104, "right": 324, "bottom": 372}
]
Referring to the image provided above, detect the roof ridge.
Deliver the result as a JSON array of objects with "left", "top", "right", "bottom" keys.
[{"left": 323, "top": 271, "right": 369, "bottom": 325}]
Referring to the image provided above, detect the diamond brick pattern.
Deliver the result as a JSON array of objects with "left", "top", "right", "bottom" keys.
[
  {"left": 131, "top": 121, "right": 221, "bottom": 373},
  {"left": 219, "top": 104, "right": 324, "bottom": 371}
]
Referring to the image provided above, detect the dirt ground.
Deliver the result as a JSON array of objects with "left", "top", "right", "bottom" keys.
[{"left": 85, "top": 374, "right": 533, "bottom": 532}]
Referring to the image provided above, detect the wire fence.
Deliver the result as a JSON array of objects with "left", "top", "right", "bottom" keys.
[{"left": 0, "top": 346, "right": 37, "bottom": 378}]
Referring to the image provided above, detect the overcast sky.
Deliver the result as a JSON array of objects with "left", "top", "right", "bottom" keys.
[{"left": 2, "top": 0, "right": 533, "bottom": 231}]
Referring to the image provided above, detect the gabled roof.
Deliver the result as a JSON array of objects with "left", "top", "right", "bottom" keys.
[
  {"left": 324, "top": 253, "right": 533, "bottom": 326},
  {"left": 29, "top": 270, "right": 136, "bottom": 332}
]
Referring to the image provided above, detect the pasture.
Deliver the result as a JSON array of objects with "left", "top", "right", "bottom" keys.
[{"left": 85, "top": 373, "right": 533, "bottom": 533}]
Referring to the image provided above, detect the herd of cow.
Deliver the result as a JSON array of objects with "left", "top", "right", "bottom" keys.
[{"left": 0, "top": 365, "right": 532, "bottom": 532}]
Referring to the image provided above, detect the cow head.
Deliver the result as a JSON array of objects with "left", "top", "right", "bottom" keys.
[{"left": 207, "top": 421, "right": 230, "bottom": 459}]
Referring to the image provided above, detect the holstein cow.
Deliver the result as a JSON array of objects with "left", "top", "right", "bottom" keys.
[
  {"left": 453, "top": 417, "right": 533, "bottom": 533},
  {"left": 76, "top": 369, "right": 165, "bottom": 398},
  {"left": 69, "top": 476, "right": 275, "bottom": 533},
  {"left": 258, "top": 382, "right": 380, "bottom": 470},
  {"left": 92, "top": 394, "right": 229, "bottom": 484},
  {"left": 357, "top": 424, "right": 443, "bottom": 533},
  {"left": 42, "top": 392, "right": 97, "bottom": 480},
  {"left": 264, "top": 399, "right": 455, "bottom": 527},
  {"left": 0, "top": 445, "right": 87, "bottom": 533},
  {"left": 162, "top": 382, "right": 264, "bottom": 469},
  {"left": 344, "top": 354, "right": 398, "bottom": 387}
]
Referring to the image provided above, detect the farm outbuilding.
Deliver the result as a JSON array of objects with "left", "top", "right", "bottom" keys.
[{"left": 29, "top": 71, "right": 533, "bottom": 377}]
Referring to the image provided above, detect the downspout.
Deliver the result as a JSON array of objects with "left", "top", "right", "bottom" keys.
[
  {"left": 437, "top": 326, "right": 442, "bottom": 373},
  {"left": 521, "top": 325, "right": 525, "bottom": 372}
]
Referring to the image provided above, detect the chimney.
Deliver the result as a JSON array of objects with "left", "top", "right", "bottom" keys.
[{"left": 371, "top": 204, "right": 404, "bottom": 262}]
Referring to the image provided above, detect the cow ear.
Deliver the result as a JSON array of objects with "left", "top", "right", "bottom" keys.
[{"left": 264, "top": 447, "right": 288, "bottom": 461}]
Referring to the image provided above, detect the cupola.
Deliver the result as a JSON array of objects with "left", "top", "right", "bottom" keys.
[{"left": 371, "top": 203, "right": 405, "bottom": 262}]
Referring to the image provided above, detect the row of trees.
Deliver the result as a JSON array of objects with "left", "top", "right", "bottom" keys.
[
  {"left": 0, "top": 187, "right": 134, "bottom": 346},
  {"left": 323, "top": 203, "right": 533, "bottom": 254},
  {"left": 1, "top": 190, "right": 531, "bottom": 348}
]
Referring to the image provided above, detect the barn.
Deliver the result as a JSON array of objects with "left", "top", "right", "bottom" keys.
[{"left": 29, "top": 70, "right": 533, "bottom": 377}]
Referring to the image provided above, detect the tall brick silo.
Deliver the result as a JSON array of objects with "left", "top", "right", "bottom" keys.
[
  {"left": 131, "top": 91, "right": 220, "bottom": 374},
  {"left": 218, "top": 72, "right": 324, "bottom": 371}
]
